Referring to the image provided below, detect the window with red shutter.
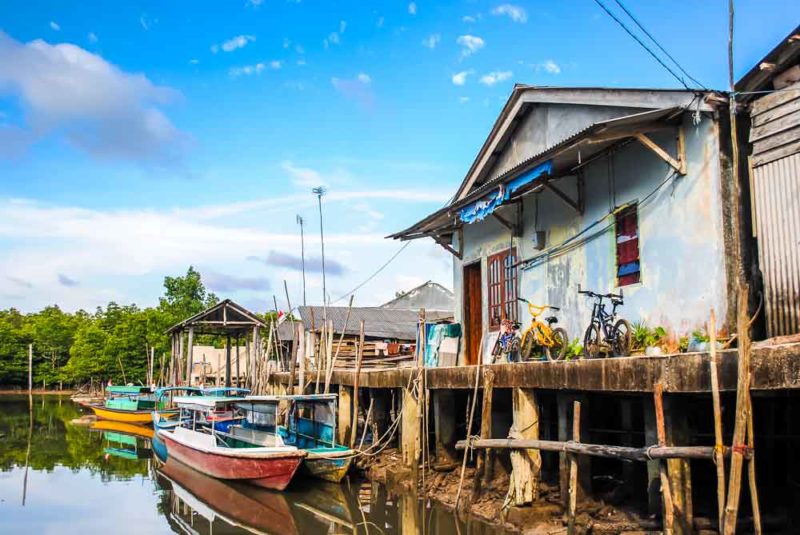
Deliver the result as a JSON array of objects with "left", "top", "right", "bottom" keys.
[
  {"left": 487, "top": 248, "right": 518, "bottom": 330},
  {"left": 615, "top": 204, "right": 640, "bottom": 286}
]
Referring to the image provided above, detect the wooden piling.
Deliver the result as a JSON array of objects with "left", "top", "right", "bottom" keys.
[
  {"left": 567, "top": 400, "right": 581, "bottom": 535},
  {"left": 654, "top": 384, "right": 675, "bottom": 535},
  {"left": 337, "top": 385, "right": 353, "bottom": 446},
  {"left": 475, "top": 367, "right": 495, "bottom": 491},
  {"left": 507, "top": 388, "right": 542, "bottom": 505}
]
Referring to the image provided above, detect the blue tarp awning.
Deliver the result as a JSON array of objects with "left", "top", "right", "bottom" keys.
[{"left": 457, "top": 160, "right": 552, "bottom": 224}]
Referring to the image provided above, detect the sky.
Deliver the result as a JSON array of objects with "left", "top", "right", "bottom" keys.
[{"left": 0, "top": 1, "right": 796, "bottom": 314}]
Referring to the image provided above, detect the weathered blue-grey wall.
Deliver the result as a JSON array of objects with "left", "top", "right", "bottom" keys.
[{"left": 452, "top": 111, "right": 727, "bottom": 361}]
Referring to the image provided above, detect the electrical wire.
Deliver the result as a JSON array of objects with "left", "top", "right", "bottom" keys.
[
  {"left": 329, "top": 242, "right": 411, "bottom": 305},
  {"left": 612, "top": 0, "right": 707, "bottom": 89},
  {"left": 591, "top": 0, "right": 691, "bottom": 89}
]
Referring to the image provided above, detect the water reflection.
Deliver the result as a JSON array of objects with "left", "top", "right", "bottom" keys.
[{"left": 0, "top": 396, "right": 505, "bottom": 534}]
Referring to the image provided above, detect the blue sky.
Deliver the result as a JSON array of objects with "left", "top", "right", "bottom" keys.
[{"left": 0, "top": 1, "right": 796, "bottom": 313}]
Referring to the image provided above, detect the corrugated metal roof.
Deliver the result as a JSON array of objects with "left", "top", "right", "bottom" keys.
[
  {"left": 390, "top": 106, "right": 684, "bottom": 240},
  {"left": 297, "top": 306, "right": 453, "bottom": 340}
]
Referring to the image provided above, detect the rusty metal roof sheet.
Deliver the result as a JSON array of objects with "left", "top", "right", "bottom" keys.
[{"left": 297, "top": 306, "right": 454, "bottom": 340}]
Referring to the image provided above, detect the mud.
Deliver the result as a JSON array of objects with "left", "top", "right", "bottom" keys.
[{"left": 358, "top": 448, "right": 661, "bottom": 534}]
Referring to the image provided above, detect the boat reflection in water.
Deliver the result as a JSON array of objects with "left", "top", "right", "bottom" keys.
[
  {"left": 156, "top": 457, "right": 299, "bottom": 535},
  {"left": 89, "top": 420, "right": 153, "bottom": 460}
]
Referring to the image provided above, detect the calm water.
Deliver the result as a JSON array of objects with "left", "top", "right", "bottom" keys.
[{"left": 0, "top": 395, "right": 505, "bottom": 534}]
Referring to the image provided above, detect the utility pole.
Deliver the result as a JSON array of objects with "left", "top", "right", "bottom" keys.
[
  {"left": 727, "top": 0, "right": 744, "bottom": 284},
  {"left": 296, "top": 214, "right": 307, "bottom": 306},
  {"left": 312, "top": 186, "right": 328, "bottom": 318}
]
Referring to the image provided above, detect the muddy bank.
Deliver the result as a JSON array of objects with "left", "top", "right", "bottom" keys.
[
  {"left": 358, "top": 448, "right": 665, "bottom": 534},
  {"left": 0, "top": 389, "right": 75, "bottom": 395}
]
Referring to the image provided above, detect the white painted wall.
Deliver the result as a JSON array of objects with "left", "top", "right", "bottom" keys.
[{"left": 452, "top": 111, "right": 728, "bottom": 358}]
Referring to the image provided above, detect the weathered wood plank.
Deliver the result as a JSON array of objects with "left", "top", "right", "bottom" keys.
[
  {"left": 752, "top": 95, "right": 800, "bottom": 127},
  {"left": 752, "top": 125, "right": 800, "bottom": 155},
  {"left": 749, "top": 108, "right": 800, "bottom": 142},
  {"left": 752, "top": 139, "right": 800, "bottom": 167},
  {"left": 750, "top": 83, "right": 800, "bottom": 116}
]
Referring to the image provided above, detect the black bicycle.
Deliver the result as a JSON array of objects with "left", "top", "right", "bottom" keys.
[{"left": 578, "top": 285, "right": 632, "bottom": 358}]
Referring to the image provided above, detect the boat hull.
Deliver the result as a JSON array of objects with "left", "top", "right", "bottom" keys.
[
  {"left": 89, "top": 405, "right": 153, "bottom": 424},
  {"left": 301, "top": 452, "right": 352, "bottom": 483},
  {"left": 158, "top": 430, "right": 304, "bottom": 491}
]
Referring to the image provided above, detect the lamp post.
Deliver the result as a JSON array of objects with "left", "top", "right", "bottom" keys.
[
  {"left": 311, "top": 186, "right": 327, "bottom": 316},
  {"left": 296, "top": 214, "right": 307, "bottom": 306}
]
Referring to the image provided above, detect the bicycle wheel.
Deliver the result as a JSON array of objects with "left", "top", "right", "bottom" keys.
[
  {"left": 548, "top": 327, "right": 568, "bottom": 360},
  {"left": 583, "top": 324, "right": 601, "bottom": 358},
  {"left": 520, "top": 332, "right": 536, "bottom": 361},
  {"left": 611, "top": 319, "right": 632, "bottom": 357}
]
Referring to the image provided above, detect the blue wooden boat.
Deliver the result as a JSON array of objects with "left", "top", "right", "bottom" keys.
[
  {"left": 151, "top": 386, "right": 205, "bottom": 430},
  {"left": 244, "top": 394, "right": 354, "bottom": 483}
]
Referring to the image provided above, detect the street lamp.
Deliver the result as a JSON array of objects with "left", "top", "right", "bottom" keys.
[{"left": 296, "top": 215, "right": 307, "bottom": 307}]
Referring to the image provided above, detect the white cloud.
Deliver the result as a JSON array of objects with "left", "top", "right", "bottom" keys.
[
  {"left": 282, "top": 160, "right": 325, "bottom": 188},
  {"left": 491, "top": 4, "right": 528, "bottom": 23},
  {"left": 456, "top": 35, "right": 484, "bottom": 58},
  {"left": 211, "top": 34, "right": 255, "bottom": 54},
  {"left": 422, "top": 34, "right": 441, "bottom": 49},
  {"left": 139, "top": 14, "right": 156, "bottom": 31},
  {"left": 296, "top": 58, "right": 307, "bottom": 66},
  {"left": 462, "top": 15, "right": 477, "bottom": 23},
  {"left": 377, "top": 16, "right": 385, "bottom": 28},
  {"left": 458, "top": 96, "right": 470, "bottom": 104},
  {"left": 332, "top": 74, "right": 374, "bottom": 108},
  {"left": 189, "top": 58, "right": 199, "bottom": 65},
  {"left": 0, "top": 31, "right": 185, "bottom": 164},
  {"left": 247, "top": 0, "right": 264, "bottom": 7},
  {"left": 229, "top": 63, "right": 264, "bottom": 76},
  {"left": 340, "top": 20, "right": 347, "bottom": 34},
  {"left": 0, "top": 195, "right": 452, "bottom": 311},
  {"left": 325, "top": 24, "right": 346, "bottom": 48},
  {"left": 49, "top": 21, "right": 60, "bottom": 31},
  {"left": 270, "top": 60, "right": 282, "bottom": 69},
  {"left": 539, "top": 59, "right": 561, "bottom": 74},
  {"left": 408, "top": 2, "right": 417, "bottom": 15},
  {"left": 87, "top": 32, "right": 98, "bottom": 44},
  {"left": 479, "top": 70, "right": 512, "bottom": 86},
  {"left": 451, "top": 70, "right": 473, "bottom": 86}
]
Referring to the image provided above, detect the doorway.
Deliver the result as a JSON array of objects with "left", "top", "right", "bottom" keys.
[{"left": 463, "top": 262, "right": 482, "bottom": 366}]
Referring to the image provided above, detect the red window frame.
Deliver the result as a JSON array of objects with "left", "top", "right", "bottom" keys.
[
  {"left": 487, "top": 248, "right": 518, "bottom": 330},
  {"left": 615, "top": 204, "right": 641, "bottom": 287}
]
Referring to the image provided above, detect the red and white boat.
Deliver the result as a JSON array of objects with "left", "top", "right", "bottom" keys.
[{"left": 157, "top": 396, "right": 306, "bottom": 491}]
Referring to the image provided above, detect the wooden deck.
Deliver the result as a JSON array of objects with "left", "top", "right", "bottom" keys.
[{"left": 272, "top": 342, "right": 800, "bottom": 393}]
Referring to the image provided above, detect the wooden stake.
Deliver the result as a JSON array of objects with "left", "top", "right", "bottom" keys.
[
  {"left": 654, "top": 383, "right": 675, "bottom": 535},
  {"left": 723, "top": 285, "right": 752, "bottom": 535},
  {"left": 325, "top": 295, "right": 354, "bottom": 393},
  {"left": 567, "top": 400, "right": 581, "bottom": 535},
  {"left": 284, "top": 279, "right": 298, "bottom": 395},
  {"left": 709, "top": 309, "right": 727, "bottom": 532},
  {"left": 28, "top": 343, "right": 32, "bottom": 396},
  {"left": 454, "top": 332, "right": 485, "bottom": 511},
  {"left": 747, "top": 397, "right": 762, "bottom": 535},
  {"left": 350, "top": 320, "right": 365, "bottom": 449}
]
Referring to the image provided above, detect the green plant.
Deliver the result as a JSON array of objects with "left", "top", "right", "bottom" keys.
[
  {"left": 691, "top": 328, "right": 710, "bottom": 344},
  {"left": 564, "top": 338, "right": 583, "bottom": 360},
  {"left": 631, "top": 322, "right": 668, "bottom": 351},
  {"left": 678, "top": 336, "right": 689, "bottom": 353}
]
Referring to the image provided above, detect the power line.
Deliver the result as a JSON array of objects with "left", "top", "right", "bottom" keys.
[
  {"left": 612, "top": 0, "right": 707, "bottom": 89},
  {"left": 591, "top": 0, "right": 691, "bottom": 90},
  {"left": 330, "top": 242, "right": 411, "bottom": 305}
]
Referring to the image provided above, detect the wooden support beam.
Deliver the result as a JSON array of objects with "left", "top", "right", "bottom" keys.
[
  {"left": 433, "top": 390, "right": 458, "bottom": 467},
  {"left": 338, "top": 385, "right": 353, "bottom": 446},
  {"left": 568, "top": 401, "right": 581, "bottom": 535},
  {"left": 432, "top": 235, "right": 463, "bottom": 260},
  {"left": 664, "top": 395, "right": 694, "bottom": 535},
  {"left": 558, "top": 393, "right": 590, "bottom": 508},
  {"left": 543, "top": 180, "right": 582, "bottom": 214},
  {"left": 654, "top": 384, "right": 675, "bottom": 535},
  {"left": 401, "top": 386, "right": 421, "bottom": 468},
  {"left": 635, "top": 130, "right": 687, "bottom": 175}
]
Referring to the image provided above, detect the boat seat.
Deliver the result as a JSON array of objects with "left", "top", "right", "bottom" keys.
[{"left": 227, "top": 425, "right": 282, "bottom": 447}]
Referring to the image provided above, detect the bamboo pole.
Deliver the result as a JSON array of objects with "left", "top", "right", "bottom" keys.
[
  {"left": 654, "top": 383, "right": 675, "bottom": 535},
  {"left": 747, "top": 397, "right": 762, "bottom": 535},
  {"left": 350, "top": 320, "right": 365, "bottom": 449},
  {"left": 567, "top": 400, "right": 581, "bottom": 535},
  {"left": 723, "top": 286, "right": 752, "bottom": 535},
  {"left": 284, "top": 280, "right": 298, "bottom": 395},
  {"left": 326, "top": 295, "right": 354, "bottom": 393},
  {"left": 708, "top": 309, "right": 727, "bottom": 533},
  {"left": 454, "top": 332, "right": 485, "bottom": 511}
]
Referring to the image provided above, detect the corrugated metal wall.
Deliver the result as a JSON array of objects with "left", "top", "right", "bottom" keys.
[{"left": 751, "top": 82, "right": 800, "bottom": 336}]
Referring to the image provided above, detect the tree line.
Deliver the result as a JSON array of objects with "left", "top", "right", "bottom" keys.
[{"left": 0, "top": 267, "right": 219, "bottom": 388}]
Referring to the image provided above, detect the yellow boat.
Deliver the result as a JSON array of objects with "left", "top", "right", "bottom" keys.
[
  {"left": 89, "top": 419, "right": 154, "bottom": 439},
  {"left": 89, "top": 405, "right": 154, "bottom": 424},
  {"left": 89, "top": 385, "right": 157, "bottom": 424}
]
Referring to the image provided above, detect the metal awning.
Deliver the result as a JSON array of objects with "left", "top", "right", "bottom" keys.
[{"left": 389, "top": 106, "right": 686, "bottom": 246}]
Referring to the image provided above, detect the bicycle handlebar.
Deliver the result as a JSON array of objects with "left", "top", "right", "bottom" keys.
[
  {"left": 518, "top": 297, "right": 559, "bottom": 315},
  {"left": 577, "top": 285, "right": 624, "bottom": 301}
]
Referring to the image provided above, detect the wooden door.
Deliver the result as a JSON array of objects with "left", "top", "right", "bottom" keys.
[{"left": 463, "top": 262, "right": 482, "bottom": 366}]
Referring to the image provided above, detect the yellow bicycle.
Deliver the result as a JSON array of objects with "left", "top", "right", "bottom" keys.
[{"left": 517, "top": 297, "right": 569, "bottom": 361}]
